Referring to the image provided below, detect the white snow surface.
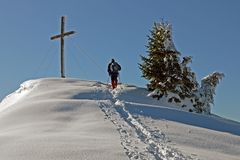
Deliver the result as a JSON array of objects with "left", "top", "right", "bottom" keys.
[{"left": 0, "top": 78, "right": 239, "bottom": 160}]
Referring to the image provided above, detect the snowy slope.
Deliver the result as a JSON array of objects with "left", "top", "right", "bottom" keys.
[{"left": 0, "top": 78, "right": 239, "bottom": 160}]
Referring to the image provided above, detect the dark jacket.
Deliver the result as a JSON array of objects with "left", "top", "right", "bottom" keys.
[{"left": 108, "top": 62, "right": 121, "bottom": 77}]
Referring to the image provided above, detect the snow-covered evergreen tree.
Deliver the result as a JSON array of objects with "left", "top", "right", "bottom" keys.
[
  {"left": 139, "top": 22, "right": 180, "bottom": 97},
  {"left": 139, "top": 21, "right": 198, "bottom": 100},
  {"left": 139, "top": 21, "right": 225, "bottom": 114},
  {"left": 193, "top": 72, "right": 224, "bottom": 113},
  {"left": 179, "top": 56, "right": 198, "bottom": 99}
]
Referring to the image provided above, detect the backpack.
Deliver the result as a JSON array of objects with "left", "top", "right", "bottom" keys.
[{"left": 110, "top": 62, "right": 121, "bottom": 73}]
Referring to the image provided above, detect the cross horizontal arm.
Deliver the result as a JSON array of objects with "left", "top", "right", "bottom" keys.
[{"left": 50, "top": 31, "right": 76, "bottom": 40}]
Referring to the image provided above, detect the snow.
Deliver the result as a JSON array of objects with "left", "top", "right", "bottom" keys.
[{"left": 0, "top": 78, "right": 239, "bottom": 160}]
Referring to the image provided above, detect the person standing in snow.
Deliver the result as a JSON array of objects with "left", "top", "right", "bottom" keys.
[{"left": 107, "top": 59, "right": 121, "bottom": 89}]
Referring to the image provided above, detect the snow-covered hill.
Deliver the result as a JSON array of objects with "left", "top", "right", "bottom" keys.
[{"left": 0, "top": 78, "right": 239, "bottom": 160}]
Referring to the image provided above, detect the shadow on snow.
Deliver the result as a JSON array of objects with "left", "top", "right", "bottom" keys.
[{"left": 123, "top": 102, "right": 240, "bottom": 136}]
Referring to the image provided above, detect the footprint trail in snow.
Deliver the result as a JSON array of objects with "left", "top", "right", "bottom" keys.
[{"left": 98, "top": 85, "right": 196, "bottom": 160}]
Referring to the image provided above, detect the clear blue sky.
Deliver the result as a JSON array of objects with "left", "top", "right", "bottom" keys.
[{"left": 0, "top": 0, "right": 239, "bottom": 122}]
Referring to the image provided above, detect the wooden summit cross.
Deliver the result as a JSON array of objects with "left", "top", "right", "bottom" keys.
[{"left": 51, "top": 16, "right": 75, "bottom": 78}]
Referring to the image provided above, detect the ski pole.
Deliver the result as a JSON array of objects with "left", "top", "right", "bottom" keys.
[
  {"left": 118, "top": 73, "right": 121, "bottom": 84},
  {"left": 107, "top": 76, "right": 110, "bottom": 84}
]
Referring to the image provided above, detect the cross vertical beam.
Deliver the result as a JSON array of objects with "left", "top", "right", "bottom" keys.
[
  {"left": 51, "top": 16, "right": 75, "bottom": 78},
  {"left": 60, "top": 16, "right": 65, "bottom": 78}
]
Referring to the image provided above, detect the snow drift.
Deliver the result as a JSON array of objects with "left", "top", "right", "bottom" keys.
[{"left": 0, "top": 78, "right": 239, "bottom": 160}]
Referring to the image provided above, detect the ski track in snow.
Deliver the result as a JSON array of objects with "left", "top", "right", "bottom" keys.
[{"left": 93, "top": 84, "right": 197, "bottom": 160}]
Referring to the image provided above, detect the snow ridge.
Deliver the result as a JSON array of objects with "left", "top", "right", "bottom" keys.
[
  {"left": 0, "top": 79, "right": 38, "bottom": 112},
  {"left": 1, "top": 79, "right": 239, "bottom": 160}
]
